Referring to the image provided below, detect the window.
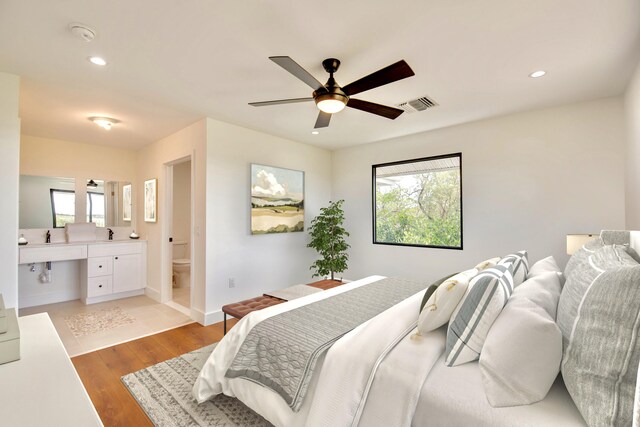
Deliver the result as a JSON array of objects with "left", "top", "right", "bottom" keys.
[
  {"left": 50, "top": 189, "right": 75, "bottom": 228},
  {"left": 87, "top": 192, "right": 105, "bottom": 227},
  {"left": 372, "top": 153, "right": 462, "bottom": 249}
]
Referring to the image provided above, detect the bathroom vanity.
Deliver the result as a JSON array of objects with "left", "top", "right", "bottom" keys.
[{"left": 19, "top": 240, "right": 147, "bottom": 305}]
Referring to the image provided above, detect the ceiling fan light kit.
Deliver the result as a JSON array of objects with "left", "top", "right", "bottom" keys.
[{"left": 250, "top": 56, "right": 415, "bottom": 129}]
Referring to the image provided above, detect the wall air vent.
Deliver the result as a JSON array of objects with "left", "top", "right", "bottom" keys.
[{"left": 396, "top": 96, "right": 438, "bottom": 114}]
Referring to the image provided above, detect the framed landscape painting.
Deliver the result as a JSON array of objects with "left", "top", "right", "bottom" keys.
[
  {"left": 250, "top": 164, "right": 304, "bottom": 234},
  {"left": 144, "top": 178, "right": 157, "bottom": 223}
]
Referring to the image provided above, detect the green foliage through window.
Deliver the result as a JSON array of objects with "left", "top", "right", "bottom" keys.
[{"left": 373, "top": 153, "right": 462, "bottom": 249}]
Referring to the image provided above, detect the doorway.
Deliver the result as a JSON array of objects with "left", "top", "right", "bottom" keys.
[{"left": 165, "top": 158, "right": 192, "bottom": 315}]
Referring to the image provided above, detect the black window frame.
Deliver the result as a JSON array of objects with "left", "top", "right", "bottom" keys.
[
  {"left": 87, "top": 191, "right": 105, "bottom": 225},
  {"left": 371, "top": 152, "right": 463, "bottom": 250},
  {"left": 49, "top": 188, "right": 75, "bottom": 228}
]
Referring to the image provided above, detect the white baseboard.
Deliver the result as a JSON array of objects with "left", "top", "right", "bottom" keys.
[
  {"left": 19, "top": 289, "right": 80, "bottom": 309},
  {"left": 145, "top": 287, "right": 161, "bottom": 302},
  {"left": 192, "top": 307, "right": 223, "bottom": 326},
  {"left": 83, "top": 289, "right": 144, "bottom": 305}
]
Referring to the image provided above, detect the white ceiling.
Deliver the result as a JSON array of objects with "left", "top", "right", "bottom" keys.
[{"left": 1, "top": 0, "right": 638, "bottom": 150}]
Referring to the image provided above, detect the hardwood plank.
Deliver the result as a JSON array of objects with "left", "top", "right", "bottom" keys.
[
  {"left": 124, "top": 335, "right": 178, "bottom": 365},
  {"left": 73, "top": 352, "right": 153, "bottom": 427},
  {"left": 73, "top": 320, "right": 226, "bottom": 427}
]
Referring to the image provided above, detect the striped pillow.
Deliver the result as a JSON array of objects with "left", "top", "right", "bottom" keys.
[
  {"left": 445, "top": 264, "right": 515, "bottom": 367},
  {"left": 498, "top": 250, "right": 529, "bottom": 287}
]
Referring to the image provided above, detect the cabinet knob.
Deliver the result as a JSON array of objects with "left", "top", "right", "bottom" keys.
[
  {"left": 99, "top": 285, "right": 102, "bottom": 288},
  {"left": 98, "top": 265, "right": 102, "bottom": 268},
  {"left": 115, "top": 257, "right": 119, "bottom": 260}
]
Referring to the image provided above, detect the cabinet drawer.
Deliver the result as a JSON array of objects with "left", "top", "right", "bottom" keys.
[
  {"left": 19, "top": 244, "right": 87, "bottom": 264},
  {"left": 87, "top": 276, "right": 113, "bottom": 297},
  {"left": 88, "top": 242, "right": 143, "bottom": 258},
  {"left": 88, "top": 256, "right": 113, "bottom": 277}
]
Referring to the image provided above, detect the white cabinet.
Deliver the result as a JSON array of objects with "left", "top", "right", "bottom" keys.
[
  {"left": 81, "top": 241, "right": 147, "bottom": 304},
  {"left": 113, "top": 253, "right": 142, "bottom": 293}
]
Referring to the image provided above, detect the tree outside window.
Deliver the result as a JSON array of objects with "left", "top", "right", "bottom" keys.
[{"left": 373, "top": 153, "right": 462, "bottom": 249}]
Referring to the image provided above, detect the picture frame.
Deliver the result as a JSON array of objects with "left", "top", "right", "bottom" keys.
[
  {"left": 144, "top": 178, "right": 157, "bottom": 223},
  {"left": 250, "top": 163, "right": 304, "bottom": 235},
  {"left": 122, "top": 184, "right": 132, "bottom": 222}
]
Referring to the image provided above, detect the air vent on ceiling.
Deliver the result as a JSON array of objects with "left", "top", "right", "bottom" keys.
[{"left": 396, "top": 96, "right": 438, "bottom": 114}]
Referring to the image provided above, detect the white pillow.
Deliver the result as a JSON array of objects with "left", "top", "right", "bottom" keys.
[
  {"left": 475, "top": 257, "right": 501, "bottom": 271},
  {"left": 528, "top": 256, "right": 561, "bottom": 278},
  {"left": 417, "top": 269, "right": 478, "bottom": 334},
  {"left": 479, "top": 272, "right": 562, "bottom": 407}
]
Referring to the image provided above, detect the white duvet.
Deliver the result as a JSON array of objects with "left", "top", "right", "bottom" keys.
[{"left": 192, "top": 275, "right": 445, "bottom": 427}]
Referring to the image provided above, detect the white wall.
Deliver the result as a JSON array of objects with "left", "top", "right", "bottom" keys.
[
  {"left": 205, "top": 118, "right": 332, "bottom": 321},
  {"left": 625, "top": 60, "right": 640, "bottom": 230},
  {"left": 172, "top": 160, "right": 191, "bottom": 245},
  {"left": 332, "top": 97, "right": 627, "bottom": 283},
  {"left": 136, "top": 119, "right": 207, "bottom": 320},
  {"left": 0, "top": 72, "right": 20, "bottom": 309}
]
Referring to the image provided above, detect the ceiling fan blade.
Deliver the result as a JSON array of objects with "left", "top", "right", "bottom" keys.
[
  {"left": 347, "top": 98, "right": 404, "bottom": 119},
  {"left": 314, "top": 111, "right": 331, "bottom": 128},
  {"left": 342, "top": 60, "right": 415, "bottom": 96},
  {"left": 270, "top": 56, "right": 326, "bottom": 91},
  {"left": 249, "top": 97, "right": 313, "bottom": 107}
]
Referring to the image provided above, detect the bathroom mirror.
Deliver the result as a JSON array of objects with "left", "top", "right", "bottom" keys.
[
  {"left": 19, "top": 175, "right": 76, "bottom": 229},
  {"left": 87, "top": 179, "right": 133, "bottom": 227}
]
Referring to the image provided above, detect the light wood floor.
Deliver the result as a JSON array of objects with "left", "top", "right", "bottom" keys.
[{"left": 72, "top": 318, "right": 238, "bottom": 427}]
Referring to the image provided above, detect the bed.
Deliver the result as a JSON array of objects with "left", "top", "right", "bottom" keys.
[{"left": 193, "top": 231, "right": 640, "bottom": 426}]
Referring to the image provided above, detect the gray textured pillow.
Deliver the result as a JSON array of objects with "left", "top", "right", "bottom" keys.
[
  {"left": 563, "top": 237, "right": 604, "bottom": 281},
  {"left": 480, "top": 272, "right": 562, "bottom": 407},
  {"left": 562, "top": 265, "right": 640, "bottom": 427},
  {"left": 557, "top": 245, "right": 638, "bottom": 347}
]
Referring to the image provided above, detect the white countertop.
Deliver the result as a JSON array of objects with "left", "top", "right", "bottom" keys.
[{"left": 0, "top": 313, "right": 103, "bottom": 426}]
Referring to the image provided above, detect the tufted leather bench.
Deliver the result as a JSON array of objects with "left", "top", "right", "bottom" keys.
[{"left": 221, "top": 295, "right": 285, "bottom": 334}]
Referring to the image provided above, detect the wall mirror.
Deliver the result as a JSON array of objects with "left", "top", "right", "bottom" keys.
[
  {"left": 87, "top": 179, "right": 133, "bottom": 227},
  {"left": 18, "top": 175, "right": 133, "bottom": 229},
  {"left": 19, "top": 175, "right": 76, "bottom": 229}
]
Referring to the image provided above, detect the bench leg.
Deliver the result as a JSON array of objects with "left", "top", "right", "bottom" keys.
[{"left": 224, "top": 313, "right": 227, "bottom": 335}]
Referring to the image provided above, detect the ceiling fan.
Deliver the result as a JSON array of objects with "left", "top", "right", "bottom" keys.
[{"left": 249, "top": 56, "right": 415, "bottom": 129}]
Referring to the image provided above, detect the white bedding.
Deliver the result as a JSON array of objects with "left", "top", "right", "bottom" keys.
[
  {"left": 193, "top": 275, "right": 444, "bottom": 427},
  {"left": 414, "top": 353, "right": 587, "bottom": 426},
  {"left": 193, "top": 274, "right": 588, "bottom": 427}
]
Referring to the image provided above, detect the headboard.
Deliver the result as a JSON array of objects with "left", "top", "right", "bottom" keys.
[{"left": 631, "top": 231, "right": 640, "bottom": 252}]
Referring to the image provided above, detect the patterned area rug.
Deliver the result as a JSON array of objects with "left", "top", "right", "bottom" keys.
[
  {"left": 64, "top": 306, "right": 135, "bottom": 337},
  {"left": 122, "top": 344, "right": 272, "bottom": 426}
]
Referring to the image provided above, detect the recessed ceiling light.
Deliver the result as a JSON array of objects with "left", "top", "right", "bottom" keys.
[
  {"left": 88, "top": 56, "right": 107, "bottom": 66},
  {"left": 311, "top": 131, "right": 319, "bottom": 135},
  {"left": 88, "top": 116, "right": 119, "bottom": 130},
  {"left": 529, "top": 70, "right": 546, "bottom": 78}
]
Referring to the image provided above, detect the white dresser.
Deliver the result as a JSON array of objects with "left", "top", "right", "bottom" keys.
[{"left": 0, "top": 313, "right": 102, "bottom": 426}]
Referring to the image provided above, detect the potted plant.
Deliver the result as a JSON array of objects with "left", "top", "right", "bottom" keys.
[{"left": 307, "top": 200, "right": 350, "bottom": 281}]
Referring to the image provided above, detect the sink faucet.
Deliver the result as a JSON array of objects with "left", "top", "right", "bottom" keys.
[
  {"left": 46, "top": 230, "right": 51, "bottom": 243},
  {"left": 108, "top": 228, "right": 114, "bottom": 241}
]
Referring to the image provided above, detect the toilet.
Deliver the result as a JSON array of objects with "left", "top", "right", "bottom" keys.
[{"left": 172, "top": 241, "right": 190, "bottom": 288}]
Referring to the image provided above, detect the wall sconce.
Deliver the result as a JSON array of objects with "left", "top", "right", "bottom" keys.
[{"left": 566, "top": 234, "right": 598, "bottom": 255}]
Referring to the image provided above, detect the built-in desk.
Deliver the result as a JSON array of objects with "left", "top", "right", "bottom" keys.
[
  {"left": 0, "top": 313, "right": 102, "bottom": 426},
  {"left": 19, "top": 240, "right": 147, "bottom": 305}
]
